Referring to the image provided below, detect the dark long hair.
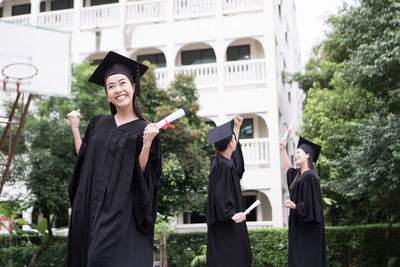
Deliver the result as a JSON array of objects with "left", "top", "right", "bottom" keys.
[
  {"left": 107, "top": 84, "right": 147, "bottom": 121},
  {"left": 289, "top": 157, "right": 319, "bottom": 190}
]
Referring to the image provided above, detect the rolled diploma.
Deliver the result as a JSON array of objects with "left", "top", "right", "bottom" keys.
[
  {"left": 156, "top": 108, "right": 185, "bottom": 129},
  {"left": 244, "top": 200, "right": 261, "bottom": 215},
  {"left": 280, "top": 119, "right": 296, "bottom": 144}
]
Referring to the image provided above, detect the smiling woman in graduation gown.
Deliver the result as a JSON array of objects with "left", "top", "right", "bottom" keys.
[
  {"left": 206, "top": 117, "right": 252, "bottom": 267},
  {"left": 281, "top": 136, "right": 327, "bottom": 267},
  {"left": 66, "top": 51, "right": 162, "bottom": 267}
]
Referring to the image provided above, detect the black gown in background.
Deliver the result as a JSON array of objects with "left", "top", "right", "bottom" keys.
[
  {"left": 287, "top": 168, "right": 327, "bottom": 267},
  {"left": 206, "top": 143, "right": 252, "bottom": 267},
  {"left": 67, "top": 115, "right": 162, "bottom": 267}
]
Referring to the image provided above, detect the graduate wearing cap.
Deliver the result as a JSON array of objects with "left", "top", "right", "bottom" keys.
[
  {"left": 66, "top": 51, "right": 162, "bottom": 267},
  {"left": 206, "top": 115, "right": 253, "bottom": 267},
  {"left": 280, "top": 136, "right": 327, "bottom": 267}
]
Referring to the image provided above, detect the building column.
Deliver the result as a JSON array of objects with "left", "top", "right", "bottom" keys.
[
  {"left": 30, "top": 0, "right": 40, "bottom": 25},
  {"left": 119, "top": 0, "right": 128, "bottom": 55},
  {"left": 71, "top": 0, "right": 82, "bottom": 63},
  {"left": 165, "top": 0, "right": 174, "bottom": 87},
  {"left": 215, "top": 0, "right": 225, "bottom": 125}
]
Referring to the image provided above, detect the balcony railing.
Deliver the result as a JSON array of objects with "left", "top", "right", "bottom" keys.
[
  {"left": 175, "top": 63, "right": 218, "bottom": 89},
  {"left": 225, "top": 59, "right": 266, "bottom": 86},
  {"left": 175, "top": 220, "right": 272, "bottom": 233},
  {"left": 2, "top": 0, "right": 264, "bottom": 30},
  {"left": 154, "top": 68, "right": 168, "bottom": 89},
  {"left": 222, "top": 0, "right": 264, "bottom": 14},
  {"left": 126, "top": 0, "right": 167, "bottom": 24},
  {"left": 80, "top": 3, "right": 120, "bottom": 29},
  {"left": 154, "top": 59, "right": 265, "bottom": 89},
  {"left": 37, "top": 9, "right": 74, "bottom": 31},
  {"left": 174, "top": 0, "right": 215, "bottom": 19},
  {"left": 2, "top": 14, "right": 31, "bottom": 25},
  {"left": 240, "top": 138, "right": 269, "bottom": 166}
]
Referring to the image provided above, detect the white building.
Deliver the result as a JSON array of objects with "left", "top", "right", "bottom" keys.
[{"left": 0, "top": 0, "right": 304, "bottom": 230}]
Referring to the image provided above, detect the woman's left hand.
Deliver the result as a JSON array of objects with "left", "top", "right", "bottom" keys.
[
  {"left": 285, "top": 200, "right": 296, "bottom": 209},
  {"left": 143, "top": 123, "right": 159, "bottom": 146},
  {"left": 234, "top": 115, "right": 243, "bottom": 128}
]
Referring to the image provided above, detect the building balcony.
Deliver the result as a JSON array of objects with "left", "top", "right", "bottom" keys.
[
  {"left": 1, "top": 0, "right": 264, "bottom": 31},
  {"left": 154, "top": 59, "right": 266, "bottom": 89},
  {"left": 175, "top": 221, "right": 273, "bottom": 233},
  {"left": 240, "top": 138, "right": 269, "bottom": 166}
]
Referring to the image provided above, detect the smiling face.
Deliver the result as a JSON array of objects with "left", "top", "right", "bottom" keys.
[
  {"left": 293, "top": 148, "right": 310, "bottom": 166},
  {"left": 105, "top": 74, "right": 135, "bottom": 111}
]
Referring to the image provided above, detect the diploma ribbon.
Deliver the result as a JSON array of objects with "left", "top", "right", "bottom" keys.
[{"left": 162, "top": 119, "right": 175, "bottom": 130}]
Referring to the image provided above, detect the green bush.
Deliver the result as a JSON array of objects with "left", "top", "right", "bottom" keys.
[
  {"left": 325, "top": 224, "right": 400, "bottom": 267},
  {"left": 249, "top": 229, "right": 288, "bottom": 267},
  {"left": 0, "top": 241, "right": 67, "bottom": 267},
  {"left": 167, "top": 232, "right": 207, "bottom": 267},
  {"left": 0, "top": 224, "right": 399, "bottom": 267}
]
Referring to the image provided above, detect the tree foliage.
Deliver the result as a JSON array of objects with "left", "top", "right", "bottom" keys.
[{"left": 291, "top": 0, "right": 400, "bottom": 226}]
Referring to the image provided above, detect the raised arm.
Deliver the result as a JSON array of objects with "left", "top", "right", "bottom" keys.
[
  {"left": 280, "top": 138, "right": 292, "bottom": 173},
  {"left": 67, "top": 109, "right": 82, "bottom": 154},
  {"left": 139, "top": 123, "right": 159, "bottom": 173},
  {"left": 233, "top": 115, "right": 243, "bottom": 140}
]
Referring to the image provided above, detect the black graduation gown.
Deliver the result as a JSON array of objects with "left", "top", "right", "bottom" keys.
[
  {"left": 287, "top": 168, "right": 327, "bottom": 267},
  {"left": 206, "top": 143, "right": 252, "bottom": 267},
  {"left": 67, "top": 115, "right": 162, "bottom": 267}
]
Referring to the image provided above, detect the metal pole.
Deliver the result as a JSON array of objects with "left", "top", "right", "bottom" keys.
[
  {"left": 0, "top": 92, "right": 21, "bottom": 150},
  {"left": 0, "top": 94, "right": 33, "bottom": 195}
]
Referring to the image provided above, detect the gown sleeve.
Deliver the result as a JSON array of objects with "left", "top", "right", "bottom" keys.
[
  {"left": 287, "top": 167, "right": 298, "bottom": 188},
  {"left": 295, "top": 173, "right": 323, "bottom": 223},
  {"left": 68, "top": 115, "right": 101, "bottom": 206},
  {"left": 132, "top": 134, "right": 162, "bottom": 233},
  {"left": 232, "top": 142, "right": 245, "bottom": 179},
  {"left": 207, "top": 162, "right": 236, "bottom": 225}
]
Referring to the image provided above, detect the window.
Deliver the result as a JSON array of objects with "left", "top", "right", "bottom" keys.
[
  {"left": 91, "top": 0, "right": 118, "bottom": 6},
  {"left": 227, "top": 45, "right": 250, "bottom": 61},
  {"left": 184, "top": 211, "right": 206, "bottom": 224},
  {"left": 0, "top": 7, "right": 3, "bottom": 18},
  {"left": 51, "top": 0, "right": 73, "bottom": 11},
  {"left": 12, "top": 4, "right": 31, "bottom": 16},
  {"left": 137, "top": 53, "right": 166, "bottom": 68},
  {"left": 243, "top": 195, "right": 257, "bottom": 221},
  {"left": 40, "top": 2, "right": 46, "bottom": 12},
  {"left": 240, "top": 118, "right": 253, "bottom": 139},
  {"left": 181, "top": 48, "right": 216, "bottom": 65}
]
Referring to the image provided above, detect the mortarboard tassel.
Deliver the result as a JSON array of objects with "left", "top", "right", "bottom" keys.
[
  {"left": 317, "top": 163, "right": 321, "bottom": 177},
  {"left": 136, "top": 67, "right": 141, "bottom": 97}
]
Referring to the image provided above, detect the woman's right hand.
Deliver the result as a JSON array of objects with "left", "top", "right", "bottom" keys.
[
  {"left": 67, "top": 109, "right": 81, "bottom": 130},
  {"left": 231, "top": 212, "right": 246, "bottom": 223},
  {"left": 280, "top": 137, "right": 287, "bottom": 150}
]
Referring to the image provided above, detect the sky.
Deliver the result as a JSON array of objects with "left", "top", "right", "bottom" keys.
[{"left": 294, "top": 0, "right": 356, "bottom": 67}]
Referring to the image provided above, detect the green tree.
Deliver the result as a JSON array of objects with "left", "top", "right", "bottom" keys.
[
  {"left": 149, "top": 73, "right": 212, "bottom": 216},
  {"left": 340, "top": 113, "right": 400, "bottom": 229},
  {"left": 326, "top": 0, "right": 400, "bottom": 112},
  {"left": 290, "top": 0, "right": 400, "bottom": 226}
]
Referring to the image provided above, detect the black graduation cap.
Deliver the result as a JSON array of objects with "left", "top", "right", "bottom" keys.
[
  {"left": 208, "top": 120, "right": 233, "bottom": 144},
  {"left": 88, "top": 51, "right": 149, "bottom": 96},
  {"left": 298, "top": 136, "right": 321, "bottom": 163}
]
